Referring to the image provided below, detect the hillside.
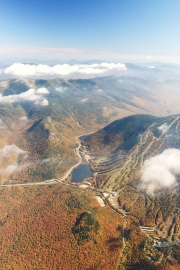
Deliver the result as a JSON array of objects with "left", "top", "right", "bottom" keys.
[
  {"left": 1, "top": 75, "right": 180, "bottom": 183},
  {"left": 0, "top": 77, "right": 180, "bottom": 268},
  {"left": 0, "top": 184, "right": 124, "bottom": 270},
  {"left": 82, "top": 114, "right": 158, "bottom": 155},
  {"left": 81, "top": 114, "right": 180, "bottom": 268}
]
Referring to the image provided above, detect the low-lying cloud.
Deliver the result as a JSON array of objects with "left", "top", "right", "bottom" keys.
[
  {"left": 35, "top": 158, "right": 52, "bottom": 165},
  {"left": 19, "top": 116, "right": 28, "bottom": 122},
  {"left": 0, "top": 144, "right": 28, "bottom": 175},
  {"left": 139, "top": 148, "right": 180, "bottom": 195},
  {"left": 81, "top": 98, "right": 88, "bottom": 102},
  {"left": 0, "top": 144, "right": 27, "bottom": 157},
  {"left": 3, "top": 62, "right": 127, "bottom": 77},
  {"left": 0, "top": 144, "right": 54, "bottom": 176},
  {"left": 0, "top": 163, "right": 29, "bottom": 175},
  {"left": 55, "top": 86, "right": 68, "bottom": 92},
  {"left": 158, "top": 123, "right": 168, "bottom": 134},
  {"left": 0, "top": 87, "right": 49, "bottom": 106}
]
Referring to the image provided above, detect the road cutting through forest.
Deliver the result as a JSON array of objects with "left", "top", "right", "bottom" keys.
[{"left": 0, "top": 133, "right": 90, "bottom": 187}]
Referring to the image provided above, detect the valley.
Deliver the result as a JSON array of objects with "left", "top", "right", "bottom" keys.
[
  {"left": 2, "top": 0, "right": 180, "bottom": 268},
  {"left": 1, "top": 114, "right": 180, "bottom": 268},
  {"left": 0, "top": 75, "right": 180, "bottom": 269}
]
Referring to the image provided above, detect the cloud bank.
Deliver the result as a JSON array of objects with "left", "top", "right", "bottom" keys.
[
  {"left": 0, "top": 87, "right": 49, "bottom": 106},
  {"left": 139, "top": 148, "right": 180, "bottom": 195},
  {"left": 3, "top": 62, "right": 127, "bottom": 77}
]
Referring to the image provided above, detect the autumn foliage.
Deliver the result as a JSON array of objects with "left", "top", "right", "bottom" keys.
[{"left": 0, "top": 184, "right": 123, "bottom": 269}]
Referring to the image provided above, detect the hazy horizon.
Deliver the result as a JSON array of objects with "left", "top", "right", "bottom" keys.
[{"left": 1, "top": 0, "right": 180, "bottom": 63}]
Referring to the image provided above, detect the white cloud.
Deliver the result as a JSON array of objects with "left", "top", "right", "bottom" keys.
[
  {"left": 55, "top": 86, "right": 67, "bottom": 92},
  {"left": 0, "top": 144, "right": 29, "bottom": 175},
  {"left": 148, "top": 65, "right": 155, "bottom": 69},
  {"left": 147, "top": 56, "right": 152, "bottom": 59},
  {"left": 81, "top": 98, "right": 88, "bottom": 102},
  {"left": 40, "top": 99, "right": 49, "bottom": 106},
  {"left": 36, "top": 158, "right": 51, "bottom": 165},
  {"left": 139, "top": 148, "right": 180, "bottom": 195},
  {"left": 158, "top": 123, "right": 168, "bottom": 134},
  {"left": 100, "top": 62, "right": 126, "bottom": 70},
  {"left": 0, "top": 145, "right": 53, "bottom": 175},
  {"left": 0, "top": 87, "right": 49, "bottom": 106},
  {"left": 3, "top": 62, "right": 127, "bottom": 77},
  {"left": 0, "top": 144, "right": 27, "bottom": 157},
  {"left": 78, "top": 67, "right": 106, "bottom": 74},
  {"left": 19, "top": 116, "right": 28, "bottom": 121},
  {"left": 56, "top": 87, "right": 64, "bottom": 92},
  {"left": 0, "top": 163, "right": 29, "bottom": 174},
  {"left": 36, "top": 87, "right": 49, "bottom": 94}
]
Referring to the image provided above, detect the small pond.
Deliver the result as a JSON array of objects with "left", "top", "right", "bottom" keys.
[{"left": 71, "top": 164, "right": 93, "bottom": 183}]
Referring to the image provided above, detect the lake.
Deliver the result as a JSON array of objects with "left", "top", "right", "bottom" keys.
[{"left": 71, "top": 164, "right": 93, "bottom": 182}]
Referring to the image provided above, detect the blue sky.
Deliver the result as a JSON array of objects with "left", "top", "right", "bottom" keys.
[{"left": 0, "top": 0, "right": 180, "bottom": 62}]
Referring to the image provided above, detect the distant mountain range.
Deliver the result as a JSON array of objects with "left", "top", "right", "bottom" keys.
[{"left": 1, "top": 61, "right": 180, "bottom": 81}]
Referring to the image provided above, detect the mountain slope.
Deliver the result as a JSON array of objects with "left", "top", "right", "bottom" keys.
[
  {"left": 1, "top": 75, "right": 180, "bottom": 184},
  {"left": 81, "top": 114, "right": 180, "bottom": 267},
  {"left": 82, "top": 114, "right": 158, "bottom": 155}
]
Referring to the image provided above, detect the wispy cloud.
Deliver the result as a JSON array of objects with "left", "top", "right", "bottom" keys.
[
  {"left": 3, "top": 62, "right": 127, "bottom": 77},
  {"left": 147, "top": 56, "right": 152, "bottom": 59},
  {"left": 81, "top": 98, "right": 88, "bottom": 102},
  {"left": 35, "top": 158, "right": 51, "bottom": 165},
  {"left": 55, "top": 86, "right": 67, "bottom": 92},
  {"left": 0, "top": 87, "right": 49, "bottom": 106},
  {"left": 158, "top": 123, "right": 168, "bottom": 134},
  {"left": 0, "top": 144, "right": 53, "bottom": 176},
  {"left": 0, "top": 144, "right": 27, "bottom": 156},
  {"left": 148, "top": 65, "right": 155, "bottom": 69},
  {"left": 139, "top": 148, "right": 180, "bottom": 195},
  {"left": 0, "top": 119, "right": 6, "bottom": 129},
  {"left": 0, "top": 163, "right": 30, "bottom": 175},
  {"left": 19, "top": 116, "right": 28, "bottom": 122},
  {"left": 0, "top": 46, "right": 85, "bottom": 55},
  {"left": 0, "top": 144, "right": 28, "bottom": 175}
]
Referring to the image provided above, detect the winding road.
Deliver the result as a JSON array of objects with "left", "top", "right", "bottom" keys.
[
  {"left": 0, "top": 133, "right": 89, "bottom": 187},
  {"left": 0, "top": 131, "right": 131, "bottom": 270}
]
